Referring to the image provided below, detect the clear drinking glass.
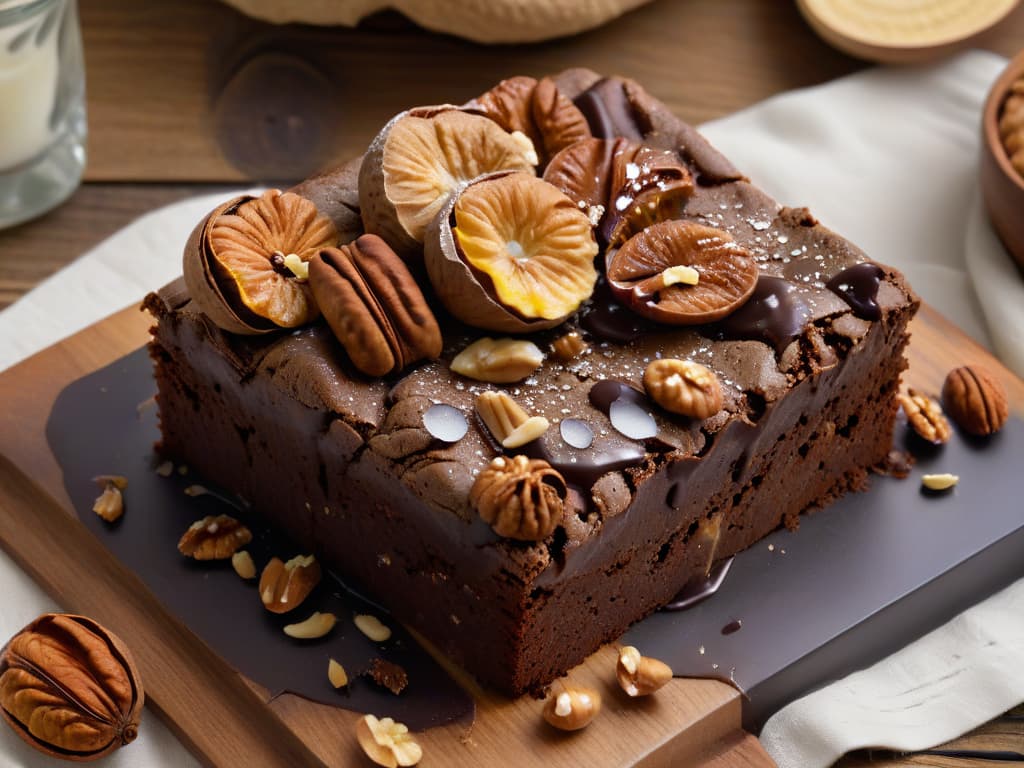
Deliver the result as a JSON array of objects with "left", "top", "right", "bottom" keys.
[{"left": 0, "top": 0, "right": 85, "bottom": 229}]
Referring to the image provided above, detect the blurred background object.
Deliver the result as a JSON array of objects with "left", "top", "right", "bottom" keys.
[
  {"left": 0, "top": 0, "right": 84, "bottom": 229},
  {"left": 217, "top": 0, "right": 654, "bottom": 43},
  {"left": 981, "top": 48, "right": 1024, "bottom": 270},
  {"left": 798, "top": 0, "right": 1021, "bottom": 63}
]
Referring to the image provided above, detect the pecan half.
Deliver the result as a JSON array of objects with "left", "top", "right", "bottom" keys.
[
  {"left": 177, "top": 514, "right": 253, "bottom": 560},
  {"left": 309, "top": 235, "right": 442, "bottom": 377},
  {"left": 259, "top": 555, "right": 321, "bottom": 614},
  {"left": 0, "top": 614, "right": 144, "bottom": 761},
  {"left": 942, "top": 365, "right": 1009, "bottom": 436},
  {"left": 470, "top": 455, "right": 566, "bottom": 541},
  {"left": 900, "top": 389, "right": 951, "bottom": 444}
]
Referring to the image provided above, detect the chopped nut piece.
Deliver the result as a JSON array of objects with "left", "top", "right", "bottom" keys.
[
  {"left": 942, "top": 365, "right": 1009, "bottom": 436},
  {"left": 328, "top": 658, "right": 349, "bottom": 689},
  {"left": 231, "top": 550, "right": 257, "bottom": 580},
  {"left": 551, "top": 331, "right": 588, "bottom": 362},
  {"left": 470, "top": 455, "right": 567, "bottom": 541},
  {"left": 283, "top": 611, "right": 336, "bottom": 639},
  {"left": 452, "top": 337, "right": 545, "bottom": 384},
  {"left": 155, "top": 460, "right": 174, "bottom": 477},
  {"left": 356, "top": 714, "right": 422, "bottom": 768},
  {"left": 900, "top": 389, "right": 951, "bottom": 444},
  {"left": 177, "top": 514, "right": 252, "bottom": 560},
  {"left": 661, "top": 265, "right": 700, "bottom": 287},
  {"left": 259, "top": 554, "right": 322, "bottom": 613},
  {"left": 643, "top": 359, "right": 723, "bottom": 419},
  {"left": 366, "top": 658, "right": 408, "bottom": 695},
  {"left": 542, "top": 685, "right": 601, "bottom": 731},
  {"left": 355, "top": 614, "right": 392, "bottom": 643},
  {"left": 922, "top": 473, "right": 959, "bottom": 491},
  {"left": 281, "top": 253, "right": 309, "bottom": 281},
  {"left": 476, "top": 390, "right": 550, "bottom": 448},
  {"left": 92, "top": 477, "right": 126, "bottom": 523},
  {"left": 616, "top": 646, "right": 673, "bottom": 697}
]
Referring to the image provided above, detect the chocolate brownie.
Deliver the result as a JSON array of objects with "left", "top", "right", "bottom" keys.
[{"left": 145, "top": 69, "right": 918, "bottom": 695}]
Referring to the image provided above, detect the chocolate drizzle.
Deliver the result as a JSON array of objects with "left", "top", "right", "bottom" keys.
[
  {"left": 573, "top": 78, "right": 644, "bottom": 141},
  {"left": 526, "top": 437, "right": 645, "bottom": 489},
  {"left": 826, "top": 262, "right": 885, "bottom": 321},
  {"left": 664, "top": 557, "right": 734, "bottom": 611},
  {"left": 588, "top": 378, "right": 648, "bottom": 414},
  {"left": 712, "top": 275, "right": 809, "bottom": 353},
  {"left": 580, "top": 280, "right": 656, "bottom": 343}
]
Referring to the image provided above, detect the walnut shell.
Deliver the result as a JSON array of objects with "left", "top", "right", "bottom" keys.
[
  {"left": 183, "top": 190, "right": 338, "bottom": 335},
  {"left": 424, "top": 171, "right": 598, "bottom": 333},
  {"left": 359, "top": 107, "right": 538, "bottom": 258},
  {"left": 0, "top": 614, "right": 144, "bottom": 762}
]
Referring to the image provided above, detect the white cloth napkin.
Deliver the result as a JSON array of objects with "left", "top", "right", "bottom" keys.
[{"left": 1, "top": 50, "right": 1022, "bottom": 767}]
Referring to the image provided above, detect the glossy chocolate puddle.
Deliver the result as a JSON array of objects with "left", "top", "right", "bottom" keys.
[
  {"left": 48, "top": 349, "right": 1024, "bottom": 731},
  {"left": 46, "top": 348, "right": 474, "bottom": 731}
]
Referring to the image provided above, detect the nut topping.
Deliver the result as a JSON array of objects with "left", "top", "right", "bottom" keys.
[
  {"left": 900, "top": 389, "right": 951, "bottom": 444},
  {"left": 542, "top": 685, "right": 601, "bottom": 731},
  {"left": 941, "top": 365, "right": 1009, "bottom": 436},
  {"left": 259, "top": 555, "right": 322, "bottom": 614},
  {"left": 328, "top": 658, "right": 349, "bottom": 689},
  {"left": 366, "top": 658, "right": 408, "bottom": 695},
  {"left": 359, "top": 107, "right": 537, "bottom": 256},
  {"left": 467, "top": 76, "right": 591, "bottom": 167},
  {"left": 606, "top": 220, "right": 758, "bottom": 325},
  {"left": 922, "top": 473, "right": 959, "bottom": 491},
  {"left": 0, "top": 613, "right": 144, "bottom": 761},
  {"left": 283, "top": 612, "right": 336, "bottom": 640},
  {"left": 356, "top": 714, "right": 422, "bottom": 768},
  {"left": 643, "top": 359, "right": 723, "bottom": 419},
  {"left": 425, "top": 171, "right": 598, "bottom": 333},
  {"left": 476, "top": 391, "right": 550, "bottom": 448},
  {"left": 92, "top": 475, "right": 127, "bottom": 523},
  {"left": 177, "top": 514, "right": 253, "bottom": 560},
  {"left": 551, "top": 331, "right": 588, "bottom": 362},
  {"left": 616, "top": 646, "right": 673, "bottom": 697},
  {"left": 355, "top": 614, "right": 393, "bottom": 643},
  {"left": 182, "top": 190, "right": 338, "bottom": 335},
  {"left": 231, "top": 550, "right": 257, "bottom": 580},
  {"left": 451, "top": 337, "right": 545, "bottom": 384},
  {"left": 470, "top": 455, "right": 566, "bottom": 541},
  {"left": 310, "top": 236, "right": 443, "bottom": 377}
]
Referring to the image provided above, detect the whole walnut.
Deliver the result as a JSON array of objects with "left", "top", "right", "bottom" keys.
[{"left": 470, "top": 455, "right": 566, "bottom": 541}]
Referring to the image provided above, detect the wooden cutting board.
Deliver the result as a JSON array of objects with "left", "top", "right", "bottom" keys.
[{"left": 0, "top": 302, "right": 1020, "bottom": 767}]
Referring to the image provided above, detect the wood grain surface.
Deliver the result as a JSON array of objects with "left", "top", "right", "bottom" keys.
[{"left": 0, "top": 302, "right": 1019, "bottom": 767}]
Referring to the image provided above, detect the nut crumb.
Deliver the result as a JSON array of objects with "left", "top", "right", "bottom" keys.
[
  {"left": 231, "top": 550, "right": 256, "bottom": 580},
  {"left": 155, "top": 461, "right": 174, "bottom": 477},
  {"left": 355, "top": 614, "right": 392, "bottom": 643},
  {"left": 922, "top": 473, "right": 959, "bottom": 491},
  {"left": 366, "top": 658, "right": 408, "bottom": 695},
  {"left": 283, "top": 611, "right": 336, "bottom": 639},
  {"left": 328, "top": 658, "right": 348, "bottom": 689},
  {"left": 91, "top": 476, "right": 126, "bottom": 523}
]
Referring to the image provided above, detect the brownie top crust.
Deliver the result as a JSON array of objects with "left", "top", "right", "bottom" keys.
[{"left": 146, "top": 68, "right": 916, "bottom": 585}]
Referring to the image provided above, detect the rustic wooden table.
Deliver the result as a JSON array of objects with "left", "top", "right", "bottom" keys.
[{"left": 0, "top": 0, "right": 1021, "bottom": 764}]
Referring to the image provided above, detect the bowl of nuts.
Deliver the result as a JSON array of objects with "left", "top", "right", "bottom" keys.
[{"left": 981, "top": 48, "right": 1024, "bottom": 271}]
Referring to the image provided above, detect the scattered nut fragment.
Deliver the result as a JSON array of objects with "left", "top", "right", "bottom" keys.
[
  {"left": 283, "top": 611, "right": 336, "bottom": 640},
  {"left": 155, "top": 460, "right": 174, "bottom": 478},
  {"left": 643, "top": 359, "right": 723, "bottom": 420},
  {"left": 425, "top": 171, "right": 598, "bottom": 333},
  {"left": 900, "top": 389, "right": 951, "bottom": 444},
  {"left": 231, "top": 550, "right": 257, "bottom": 580},
  {"left": 452, "top": 337, "right": 545, "bottom": 383},
  {"left": 542, "top": 685, "right": 601, "bottom": 731},
  {"left": 356, "top": 714, "right": 422, "bottom": 768},
  {"left": 92, "top": 475, "right": 128, "bottom": 523},
  {"left": 0, "top": 613, "right": 144, "bottom": 761},
  {"left": 606, "top": 220, "right": 758, "bottom": 325},
  {"left": 259, "top": 555, "right": 322, "bottom": 614},
  {"left": 177, "top": 514, "right": 252, "bottom": 560},
  {"left": 328, "top": 658, "right": 349, "bottom": 689},
  {"left": 355, "top": 614, "right": 392, "bottom": 643},
  {"left": 616, "top": 646, "right": 673, "bottom": 697},
  {"left": 476, "top": 390, "right": 550, "bottom": 448},
  {"left": 551, "top": 331, "right": 588, "bottom": 362},
  {"left": 366, "top": 658, "right": 409, "bottom": 695},
  {"left": 942, "top": 365, "right": 1009, "bottom": 436},
  {"left": 470, "top": 455, "right": 567, "bottom": 541},
  {"left": 922, "top": 473, "right": 959, "bottom": 491}
]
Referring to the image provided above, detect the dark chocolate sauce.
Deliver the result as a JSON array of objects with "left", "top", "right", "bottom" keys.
[
  {"left": 721, "top": 619, "right": 742, "bottom": 635},
  {"left": 588, "top": 379, "right": 648, "bottom": 414},
  {"left": 525, "top": 434, "right": 645, "bottom": 489},
  {"left": 826, "top": 262, "right": 885, "bottom": 321},
  {"left": 46, "top": 349, "right": 474, "bottom": 730},
  {"left": 573, "top": 78, "right": 644, "bottom": 141},
  {"left": 713, "top": 275, "right": 809, "bottom": 353},
  {"left": 580, "top": 281, "right": 655, "bottom": 344},
  {"left": 664, "top": 557, "right": 734, "bottom": 611}
]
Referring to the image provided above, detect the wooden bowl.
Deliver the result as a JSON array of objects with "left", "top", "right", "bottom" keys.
[
  {"left": 797, "top": 0, "right": 1020, "bottom": 63},
  {"left": 980, "top": 48, "right": 1024, "bottom": 271}
]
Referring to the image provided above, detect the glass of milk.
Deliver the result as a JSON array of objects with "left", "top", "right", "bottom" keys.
[{"left": 0, "top": 0, "right": 85, "bottom": 229}]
